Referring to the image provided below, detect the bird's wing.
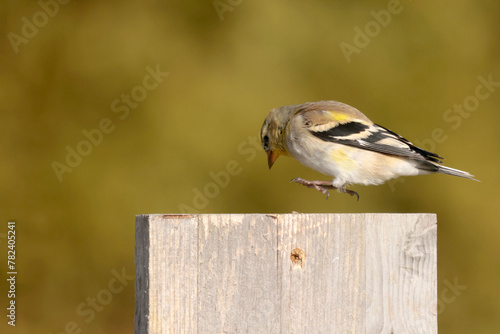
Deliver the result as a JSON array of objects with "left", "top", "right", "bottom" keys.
[{"left": 302, "top": 110, "right": 443, "bottom": 163}]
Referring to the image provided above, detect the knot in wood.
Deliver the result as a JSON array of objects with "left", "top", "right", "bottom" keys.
[{"left": 290, "top": 248, "right": 306, "bottom": 270}]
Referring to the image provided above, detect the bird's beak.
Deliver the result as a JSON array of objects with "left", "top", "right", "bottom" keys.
[{"left": 267, "top": 150, "right": 279, "bottom": 169}]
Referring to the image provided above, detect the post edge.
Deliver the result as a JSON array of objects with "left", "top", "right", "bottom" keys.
[{"left": 134, "top": 215, "right": 150, "bottom": 334}]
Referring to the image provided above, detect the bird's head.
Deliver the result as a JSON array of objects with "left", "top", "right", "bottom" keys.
[{"left": 260, "top": 105, "right": 298, "bottom": 169}]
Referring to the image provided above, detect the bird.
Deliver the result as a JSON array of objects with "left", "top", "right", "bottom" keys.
[{"left": 260, "top": 100, "right": 476, "bottom": 200}]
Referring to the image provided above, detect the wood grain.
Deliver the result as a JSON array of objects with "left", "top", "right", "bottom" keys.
[{"left": 135, "top": 214, "right": 437, "bottom": 334}]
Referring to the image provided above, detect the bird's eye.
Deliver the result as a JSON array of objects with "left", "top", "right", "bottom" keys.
[{"left": 262, "top": 135, "right": 269, "bottom": 149}]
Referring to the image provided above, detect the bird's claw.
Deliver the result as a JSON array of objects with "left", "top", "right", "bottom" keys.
[
  {"left": 315, "top": 186, "right": 330, "bottom": 199},
  {"left": 341, "top": 189, "right": 360, "bottom": 201}
]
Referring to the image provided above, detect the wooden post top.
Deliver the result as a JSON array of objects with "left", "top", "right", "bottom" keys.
[{"left": 136, "top": 213, "right": 437, "bottom": 334}]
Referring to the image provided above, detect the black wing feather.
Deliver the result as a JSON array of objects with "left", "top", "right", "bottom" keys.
[
  {"left": 310, "top": 122, "right": 444, "bottom": 163},
  {"left": 311, "top": 121, "right": 370, "bottom": 139},
  {"left": 373, "top": 124, "right": 443, "bottom": 162}
]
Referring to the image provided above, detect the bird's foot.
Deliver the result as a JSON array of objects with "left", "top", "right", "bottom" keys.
[
  {"left": 338, "top": 187, "right": 359, "bottom": 201},
  {"left": 290, "top": 178, "right": 359, "bottom": 200}
]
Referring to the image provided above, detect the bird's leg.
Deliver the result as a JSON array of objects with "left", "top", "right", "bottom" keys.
[
  {"left": 290, "top": 178, "right": 359, "bottom": 201},
  {"left": 290, "top": 178, "right": 334, "bottom": 199}
]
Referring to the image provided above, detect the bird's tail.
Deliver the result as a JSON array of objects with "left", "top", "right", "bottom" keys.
[{"left": 436, "top": 165, "right": 478, "bottom": 181}]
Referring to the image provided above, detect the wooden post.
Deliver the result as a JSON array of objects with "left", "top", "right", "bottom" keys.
[{"left": 135, "top": 214, "right": 437, "bottom": 333}]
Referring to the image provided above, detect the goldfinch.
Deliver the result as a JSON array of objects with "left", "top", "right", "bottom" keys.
[{"left": 260, "top": 100, "right": 476, "bottom": 200}]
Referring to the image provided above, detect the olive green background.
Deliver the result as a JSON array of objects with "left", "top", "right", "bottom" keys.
[{"left": 2, "top": 0, "right": 500, "bottom": 333}]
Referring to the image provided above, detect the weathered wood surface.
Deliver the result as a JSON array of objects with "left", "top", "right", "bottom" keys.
[{"left": 135, "top": 214, "right": 437, "bottom": 334}]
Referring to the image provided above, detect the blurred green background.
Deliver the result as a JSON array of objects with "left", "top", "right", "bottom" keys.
[{"left": 2, "top": 0, "right": 499, "bottom": 332}]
